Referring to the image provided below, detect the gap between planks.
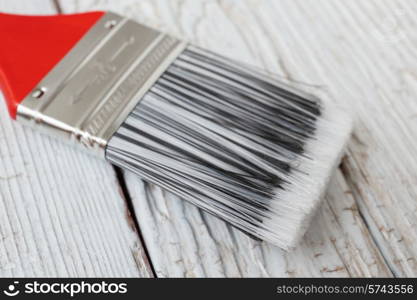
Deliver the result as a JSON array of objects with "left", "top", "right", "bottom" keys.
[{"left": 113, "top": 167, "right": 157, "bottom": 277}]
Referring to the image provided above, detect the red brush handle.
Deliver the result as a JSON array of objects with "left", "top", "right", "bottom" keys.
[{"left": 0, "top": 11, "right": 104, "bottom": 118}]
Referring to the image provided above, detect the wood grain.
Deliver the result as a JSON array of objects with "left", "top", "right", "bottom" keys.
[
  {"left": 58, "top": 0, "right": 417, "bottom": 277},
  {"left": 120, "top": 169, "right": 391, "bottom": 277},
  {"left": 0, "top": 0, "right": 153, "bottom": 277}
]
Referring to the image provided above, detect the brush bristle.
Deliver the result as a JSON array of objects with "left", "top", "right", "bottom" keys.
[{"left": 105, "top": 45, "right": 352, "bottom": 250}]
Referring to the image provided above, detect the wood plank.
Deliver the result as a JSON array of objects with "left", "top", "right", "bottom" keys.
[
  {"left": 0, "top": 0, "right": 153, "bottom": 277},
  {"left": 122, "top": 170, "right": 391, "bottom": 277},
  {"left": 59, "top": 0, "right": 402, "bottom": 277}
]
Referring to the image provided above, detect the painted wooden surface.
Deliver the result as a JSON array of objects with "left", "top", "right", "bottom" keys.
[
  {"left": 0, "top": 0, "right": 153, "bottom": 277},
  {"left": 1, "top": 0, "right": 416, "bottom": 277}
]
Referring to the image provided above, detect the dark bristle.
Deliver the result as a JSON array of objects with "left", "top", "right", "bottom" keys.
[{"left": 105, "top": 45, "right": 326, "bottom": 247}]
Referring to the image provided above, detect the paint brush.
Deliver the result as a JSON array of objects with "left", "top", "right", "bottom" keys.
[{"left": 0, "top": 11, "right": 352, "bottom": 250}]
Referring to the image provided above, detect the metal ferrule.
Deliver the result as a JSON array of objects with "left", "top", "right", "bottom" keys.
[{"left": 17, "top": 12, "right": 187, "bottom": 158}]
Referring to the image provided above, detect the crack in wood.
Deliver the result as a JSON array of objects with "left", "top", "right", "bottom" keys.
[
  {"left": 51, "top": 0, "right": 62, "bottom": 14},
  {"left": 339, "top": 159, "right": 397, "bottom": 277}
]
